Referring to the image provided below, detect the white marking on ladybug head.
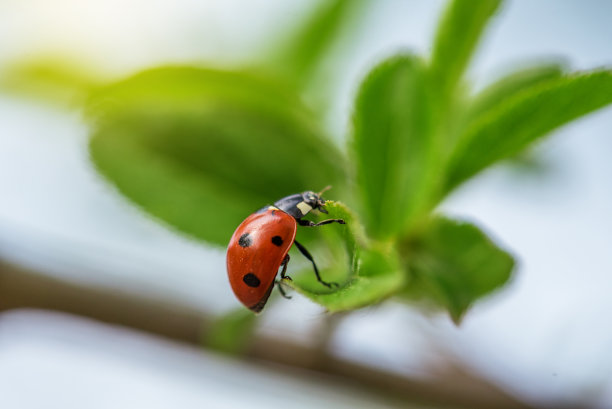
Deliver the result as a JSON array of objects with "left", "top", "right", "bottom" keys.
[{"left": 297, "top": 202, "right": 313, "bottom": 216}]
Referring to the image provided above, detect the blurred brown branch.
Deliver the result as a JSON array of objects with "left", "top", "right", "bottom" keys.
[{"left": 0, "top": 259, "right": 558, "bottom": 409}]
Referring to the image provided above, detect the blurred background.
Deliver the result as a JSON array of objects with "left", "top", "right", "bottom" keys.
[{"left": 1, "top": 1, "right": 611, "bottom": 408}]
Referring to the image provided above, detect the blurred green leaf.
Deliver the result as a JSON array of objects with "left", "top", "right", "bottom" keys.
[
  {"left": 205, "top": 308, "right": 257, "bottom": 354},
  {"left": 87, "top": 66, "right": 307, "bottom": 118},
  {"left": 429, "top": 0, "right": 502, "bottom": 103},
  {"left": 401, "top": 217, "right": 514, "bottom": 324},
  {"left": 268, "top": 0, "right": 369, "bottom": 88},
  {"left": 450, "top": 62, "right": 566, "bottom": 162},
  {"left": 288, "top": 201, "right": 404, "bottom": 312},
  {"left": 465, "top": 61, "right": 566, "bottom": 123},
  {"left": 89, "top": 66, "right": 346, "bottom": 246},
  {"left": 444, "top": 69, "right": 612, "bottom": 193},
  {"left": 0, "top": 57, "right": 103, "bottom": 105},
  {"left": 352, "top": 54, "right": 436, "bottom": 239}
]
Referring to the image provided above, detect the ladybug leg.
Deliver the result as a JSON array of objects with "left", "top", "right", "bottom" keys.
[
  {"left": 293, "top": 240, "right": 339, "bottom": 289},
  {"left": 280, "top": 254, "right": 292, "bottom": 281},
  {"left": 277, "top": 254, "right": 292, "bottom": 299},
  {"left": 297, "top": 218, "right": 345, "bottom": 227},
  {"left": 276, "top": 280, "right": 292, "bottom": 299}
]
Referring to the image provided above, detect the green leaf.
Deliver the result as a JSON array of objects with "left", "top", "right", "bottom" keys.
[
  {"left": 287, "top": 201, "right": 405, "bottom": 312},
  {"left": 352, "top": 54, "right": 436, "bottom": 239},
  {"left": 268, "top": 0, "right": 369, "bottom": 87},
  {"left": 205, "top": 308, "right": 257, "bottom": 355},
  {"left": 0, "top": 56, "right": 104, "bottom": 105},
  {"left": 465, "top": 61, "right": 566, "bottom": 124},
  {"left": 444, "top": 69, "right": 612, "bottom": 193},
  {"left": 401, "top": 216, "right": 514, "bottom": 324},
  {"left": 88, "top": 66, "right": 346, "bottom": 246},
  {"left": 296, "top": 248, "right": 404, "bottom": 313},
  {"left": 429, "top": 0, "right": 502, "bottom": 102}
]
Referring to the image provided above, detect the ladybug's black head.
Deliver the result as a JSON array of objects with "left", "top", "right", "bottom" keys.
[
  {"left": 302, "top": 191, "right": 328, "bottom": 214},
  {"left": 273, "top": 190, "right": 330, "bottom": 219}
]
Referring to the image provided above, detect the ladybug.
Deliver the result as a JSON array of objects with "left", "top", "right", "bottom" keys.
[{"left": 226, "top": 189, "right": 345, "bottom": 312}]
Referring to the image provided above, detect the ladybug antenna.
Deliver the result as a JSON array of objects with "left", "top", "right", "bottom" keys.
[{"left": 317, "top": 185, "right": 332, "bottom": 197}]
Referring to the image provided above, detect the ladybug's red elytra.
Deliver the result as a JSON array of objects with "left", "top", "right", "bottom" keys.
[{"left": 226, "top": 189, "right": 345, "bottom": 312}]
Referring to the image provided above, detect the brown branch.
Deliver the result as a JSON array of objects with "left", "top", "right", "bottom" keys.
[{"left": 0, "top": 259, "right": 557, "bottom": 409}]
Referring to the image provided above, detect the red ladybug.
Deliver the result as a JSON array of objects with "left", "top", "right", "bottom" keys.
[{"left": 227, "top": 190, "right": 345, "bottom": 312}]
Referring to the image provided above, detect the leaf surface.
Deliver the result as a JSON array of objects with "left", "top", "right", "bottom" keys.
[
  {"left": 89, "top": 66, "right": 346, "bottom": 246},
  {"left": 288, "top": 201, "right": 404, "bottom": 312},
  {"left": 445, "top": 70, "right": 612, "bottom": 192},
  {"left": 352, "top": 54, "right": 436, "bottom": 238},
  {"left": 401, "top": 217, "right": 515, "bottom": 324}
]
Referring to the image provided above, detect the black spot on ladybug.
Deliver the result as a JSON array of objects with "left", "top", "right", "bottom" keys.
[
  {"left": 243, "top": 273, "right": 261, "bottom": 288},
  {"left": 271, "top": 210, "right": 277, "bottom": 216},
  {"left": 238, "top": 233, "right": 252, "bottom": 247},
  {"left": 271, "top": 236, "right": 284, "bottom": 246}
]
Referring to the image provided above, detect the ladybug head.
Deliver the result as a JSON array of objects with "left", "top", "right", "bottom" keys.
[{"left": 302, "top": 190, "right": 328, "bottom": 214}]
